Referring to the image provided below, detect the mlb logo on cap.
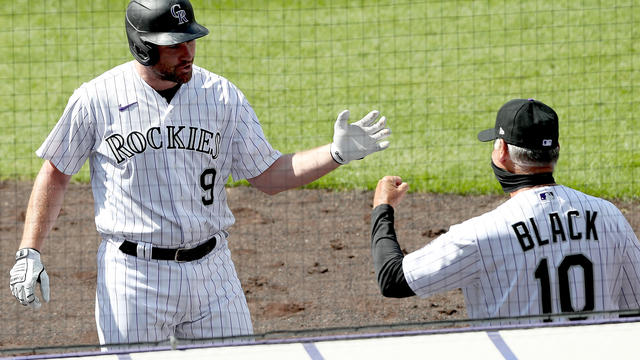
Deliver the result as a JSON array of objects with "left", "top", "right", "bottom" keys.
[{"left": 542, "top": 139, "right": 553, "bottom": 147}]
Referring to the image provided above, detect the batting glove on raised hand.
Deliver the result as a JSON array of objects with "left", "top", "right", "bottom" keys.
[
  {"left": 9, "top": 248, "right": 50, "bottom": 309},
  {"left": 330, "top": 110, "right": 391, "bottom": 165}
]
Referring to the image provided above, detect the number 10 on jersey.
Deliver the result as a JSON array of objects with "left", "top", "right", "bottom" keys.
[{"left": 534, "top": 254, "right": 595, "bottom": 321}]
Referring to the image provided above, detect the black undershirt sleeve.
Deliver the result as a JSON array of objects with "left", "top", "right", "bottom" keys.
[{"left": 371, "top": 204, "right": 416, "bottom": 298}]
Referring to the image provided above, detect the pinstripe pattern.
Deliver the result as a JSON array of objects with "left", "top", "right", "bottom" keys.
[
  {"left": 37, "top": 61, "right": 280, "bottom": 245},
  {"left": 403, "top": 185, "right": 640, "bottom": 325},
  {"left": 39, "top": 61, "right": 278, "bottom": 344},
  {"left": 95, "top": 234, "right": 252, "bottom": 345}
]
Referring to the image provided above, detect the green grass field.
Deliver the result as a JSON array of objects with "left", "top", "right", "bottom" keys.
[{"left": 1, "top": 0, "right": 639, "bottom": 198}]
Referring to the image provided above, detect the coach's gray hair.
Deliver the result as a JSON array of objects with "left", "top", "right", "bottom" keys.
[{"left": 494, "top": 139, "right": 560, "bottom": 170}]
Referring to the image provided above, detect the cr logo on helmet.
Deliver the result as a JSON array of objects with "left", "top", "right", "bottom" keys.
[{"left": 171, "top": 4, "right": 189, "bottom": 25}]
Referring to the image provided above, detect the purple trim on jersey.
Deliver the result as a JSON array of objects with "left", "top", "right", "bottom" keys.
[{"left": 487, "top": 332, "right": 517, "bottom": 360}]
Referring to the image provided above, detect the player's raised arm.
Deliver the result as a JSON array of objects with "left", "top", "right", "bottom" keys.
[{"left": 248, "top": 109, "right": 391, "bottom": 195}]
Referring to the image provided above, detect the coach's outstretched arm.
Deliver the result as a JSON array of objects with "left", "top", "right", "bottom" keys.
[
  {"left": 248, "top": 110, "right": 390, "bottom": 195},
  {"left": 9, "top": 160, "right": 71, "bottom": 309},
  {"left": 371, "top": 176, "right": 415, "bottom": 298}
]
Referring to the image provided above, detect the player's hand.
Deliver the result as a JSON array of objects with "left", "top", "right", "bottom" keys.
[
  {"left": 9, "top": 248, "right": 50, "bottom": 309},
  {"left": 373, "top": 176, "right": 409, "bottom": 209},
  {"left": 330, "top": 110, "right": 391, "bottom": 165}
]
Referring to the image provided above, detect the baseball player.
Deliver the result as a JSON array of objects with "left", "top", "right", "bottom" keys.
[
  {"left": 371, "top": 99, "right": 640, "bottom": 324},
  {"left": 9, "top": 0, "right": 390, "bottom": 346}
]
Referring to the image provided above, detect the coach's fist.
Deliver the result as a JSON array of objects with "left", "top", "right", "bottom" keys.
[
  {"left": 9, "top": 248, "right": 50, "bottom": 309},
  {"left": 373, "top": 176, "right": 409, "bottom": 209},
  {"left": 330, "top": 110, "right": 390, "bottom": 165}
]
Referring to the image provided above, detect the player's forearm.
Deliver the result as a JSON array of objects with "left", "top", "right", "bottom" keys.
[
  {"left": 249, "top": 144, "right": 339, "bottom": 195},
  {"left": 371, "top": 204, "right": 415, "bottom": 298},
  {"left": 288, "top": 143, "right": 340, "bottom": 187},
  {"left": 19, "top": 161, "right": 71, "bottom": 251}
]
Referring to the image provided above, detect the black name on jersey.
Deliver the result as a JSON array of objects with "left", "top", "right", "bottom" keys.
[
  {"left": 105, "top": 126, "right": 221, "bottom": 164},
  {"left": 511, "top": 210, "right": 598, "bottom": 252}
]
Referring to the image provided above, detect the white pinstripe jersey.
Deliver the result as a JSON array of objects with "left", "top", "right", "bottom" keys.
[
  {"left": 37, "top": 61, "right": 281, "bottom": 247},
  {"left": 403, "top": 185, "right": 640, "bottom": 324}
]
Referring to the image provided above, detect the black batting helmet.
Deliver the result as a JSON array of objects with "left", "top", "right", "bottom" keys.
[{"left": 125, "top": 0, "right": 209, "bottom": 66}]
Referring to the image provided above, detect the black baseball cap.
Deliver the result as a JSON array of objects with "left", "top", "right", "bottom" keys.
[{"left": 477, "top": 98, "right": 559, "bottom": 150}]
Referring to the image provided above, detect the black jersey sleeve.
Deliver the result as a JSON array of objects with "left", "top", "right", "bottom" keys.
[{"left": 371, "top": 204, "right": 416, "bottom": 298}]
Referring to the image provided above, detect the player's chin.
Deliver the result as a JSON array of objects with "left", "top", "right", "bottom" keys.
[{"left": 175, "top": 69, "right": 193, "bottom": 84}]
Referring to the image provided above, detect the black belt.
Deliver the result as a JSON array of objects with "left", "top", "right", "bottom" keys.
[{"left": 119, "top": 236, "right": 218, "bottom": 262}]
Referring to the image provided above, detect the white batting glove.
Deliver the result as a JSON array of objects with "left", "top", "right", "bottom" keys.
[
  {"left": 9, "top": 248, "right": 50, "bottom": 309},
  {"left": 330, "top": 110, "right": 391, "bottom": 165}
]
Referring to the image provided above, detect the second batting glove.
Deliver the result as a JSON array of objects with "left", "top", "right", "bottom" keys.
[
  {"left": 330, "top": 110, "right": 391, "bottom": 165},
  {"left": 9, "top": 248, "right": 50, "bottom": 309}
]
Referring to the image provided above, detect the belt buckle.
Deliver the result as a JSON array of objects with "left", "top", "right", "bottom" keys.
[{"left": 174, "top": 248, "right": 188, "bottom": 263}]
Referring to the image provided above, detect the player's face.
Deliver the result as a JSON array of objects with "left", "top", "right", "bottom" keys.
[{"left": 152, "top": 40, "right": 196, "bottom": 84}]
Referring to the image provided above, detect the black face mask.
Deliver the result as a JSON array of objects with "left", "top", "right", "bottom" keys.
[{"left": 491, "top": 161, "right": 555, "bottom": 194}]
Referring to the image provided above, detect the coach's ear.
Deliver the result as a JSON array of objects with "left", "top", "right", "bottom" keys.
[{"left": 492, "top": 139, "right": 510, "bottom": 169}]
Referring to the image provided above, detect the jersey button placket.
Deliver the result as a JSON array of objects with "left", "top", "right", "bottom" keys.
[{"left": 160, "top": 104, "right": 185, "bottom": 245}]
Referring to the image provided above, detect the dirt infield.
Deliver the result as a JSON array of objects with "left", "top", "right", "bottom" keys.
[{"left": 2, "top": 180, "right": 640, "bottom": 352}]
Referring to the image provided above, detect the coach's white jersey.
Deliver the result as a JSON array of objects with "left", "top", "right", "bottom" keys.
[
  {"left": 37, "top": 61, "right": 281, "bottom": 246},
  {"left": 403, "top": 185, "right": 640, "bottom": 324}
]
